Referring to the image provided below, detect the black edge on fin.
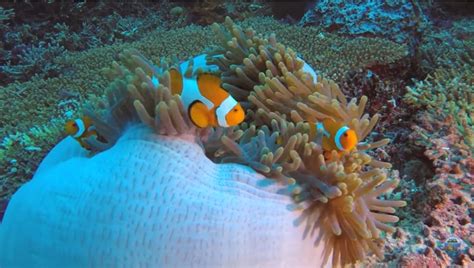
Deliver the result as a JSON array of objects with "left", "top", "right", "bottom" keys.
[{"left": 188, "top": 100, "right": 204, "bottom": 127}]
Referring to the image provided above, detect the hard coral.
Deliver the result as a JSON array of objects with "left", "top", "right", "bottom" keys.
[
  {"left": 300, "top": 0, "right": 426, "bottom": 44},
  {"left": 340, "top": 68, "right": 410, "bottom": 131},
  {"left": 416, "top": 17, "right": 474, "bottom": 75},
  {"left": 0, "top": 1, "right": 174, "bottom": 86},
  {"left": 0, "top": 7, "right": 14, "bottom": 22},
  {"left": 404, "top": 50, "right": 473, "bottom": 266},
  {"left": 0, "top": 41, "right": 65, "bottom": 83},
  {"left": 405, "top": 57, "right": 473, "bottom": 177}
]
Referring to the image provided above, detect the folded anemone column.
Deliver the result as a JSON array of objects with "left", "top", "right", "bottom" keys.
[
  {"left": 0, "top": 125, "right": 327, "bottom": 267},
  {"left": 0, "top": 54, "right": 329, "bottom": 267}
]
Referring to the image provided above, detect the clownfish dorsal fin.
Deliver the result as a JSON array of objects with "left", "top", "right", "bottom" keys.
[
  {"left": 322, "top": 118, "right": 342, "bottom": 136},
  {"left": 188, "top": 100, "right": 210, "bottom": 128},
  {"left": 169, "top": 68, "right": 183, "bottom": 96},
  {"left": 82, "top": 116, "right": 92, "bottom": 128},
  {"left": 196, "top": 73, "right": 229, "bottom": 105}
]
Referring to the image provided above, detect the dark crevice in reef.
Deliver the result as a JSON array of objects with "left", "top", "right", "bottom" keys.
[
  {"left": 340, "top": 56, "right": 418, "bottom": 133},
  {"left": 270, "top": 1, "right": 315, "bottom": 23},
  {"left": 399, "top": 151, "right": 436, "bottom": 187},
  {"left": 430, "top": 2, "right": 474, "bottom": 17}
]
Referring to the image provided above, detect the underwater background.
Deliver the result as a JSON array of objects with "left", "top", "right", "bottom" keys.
[{"left": 0, "top": 1, "right": 473, "bottom": 267}]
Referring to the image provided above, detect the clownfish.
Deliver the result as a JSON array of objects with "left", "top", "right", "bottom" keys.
[
  {"left": 152, "top": 68, "right": 245, "bottom": 128},
  {"left": 317, "top": 118, "right": 358, "bottom": 159},
  {"left": 277, "top": 118, "right": 358, "bottom": 160},
  {"left": 64, "top": 116, "right": 97, "bottom": 149}
]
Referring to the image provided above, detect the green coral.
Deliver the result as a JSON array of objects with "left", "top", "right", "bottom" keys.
[
  {"left": 405, "top": 56, "right": 474, "bottom": 148},
  {"left": 0, "top": 7, "right": 14, "bottom": 22},
  {"left": 404, "top": 53, "right": 473, "bottom": 194},
  {"left": 0, "top": 118, "right": 65, "bottom": 199},
  {"left": 417, "top": 18, "right": 474, "bottom": 74}
]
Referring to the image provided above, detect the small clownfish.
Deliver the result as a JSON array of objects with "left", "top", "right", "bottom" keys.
[
  {"left": 276, "top": 118, "right": 358, "bottom": 160},
  {"left": 153, "top": 68, "right": 245, "bottom": 128},
  {"left": 317, "top": 118, "right": 358, "bottom": 160},
  {"left": 64, "top": 116, "right": 97, "bottom": 149}
]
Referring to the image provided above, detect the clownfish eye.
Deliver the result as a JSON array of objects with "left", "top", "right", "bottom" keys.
[
  {"left": 233, "top": 108, "right": 238, "bottom": 112},
  {"left": 343, "top": 132, "right": 348, "bottom": 137},
  {"left": 72, "top": 122, "right": 77, "bottom": 127}
]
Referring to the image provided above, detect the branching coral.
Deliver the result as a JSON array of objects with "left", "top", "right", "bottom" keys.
[
  {"left": 0, "top": 7, "right": 14, "bottom": 22},
  {"left": 299, "top": 0, "right": 426, "bottom": 45},
  {"left": 397, "top": 47, "right": 474, "bottom": 266},
  {"left": 0, "top": 119, "right": 65, "bottom": 200},
  {"left": 0, "top": 42, "right": 66, "bottom": 82},
  {"left": 405, "top": 56, "right": 473, "bottom": 179}
]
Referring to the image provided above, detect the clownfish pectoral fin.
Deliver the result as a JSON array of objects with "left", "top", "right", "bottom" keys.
[
  {"left": 188, "top": 101, "right": 210, "bottom": 128},
  {"left": 169, "top": 68, "right": 183, "bottom": 95},
  {"left": 321, "top": 136, "right": 332, "bottom": 152}
]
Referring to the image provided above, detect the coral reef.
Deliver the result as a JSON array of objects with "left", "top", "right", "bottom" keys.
[
  {"left": 405, "top": 57, "right": 473, "bottom": 178},
  {"left": 299, "top": 0, "right": 474, "bottom": 80},
  {"left": 401, "top": 57, "right": 473, "bottom": 266},
  {"left": 416, "top": 18, "right": 474, "bottom": 75},
  {"left": 1, "top": 0, "right": 472, "bottom": 266},
  {"left": 339, "top": 66, "right": 411, "bottom": 132},
  {"left": 300, "top": 0, "right": 426, "bottom": 45},
  {"left": 0, "top": 1, "right": 178, "bottom": 86},
  {"left": 0, "top": 41, "right": 66, "bottom": 83},
  {"left": 0, "top": 7, "right": 14, "bottom": 23}
]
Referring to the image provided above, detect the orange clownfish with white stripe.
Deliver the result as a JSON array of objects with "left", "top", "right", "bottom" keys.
[
  {"left": 64, "top": 116, "right": 97, "bottom": 150},
  {"left": 317, "top": 118, "right": 358, "bottom": 159},
  {"left": 152, "top": 68, "right": 245, "bottom": 128},
  {"left": 277, "top": 118, "right": 358, "bottom": 160}
]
